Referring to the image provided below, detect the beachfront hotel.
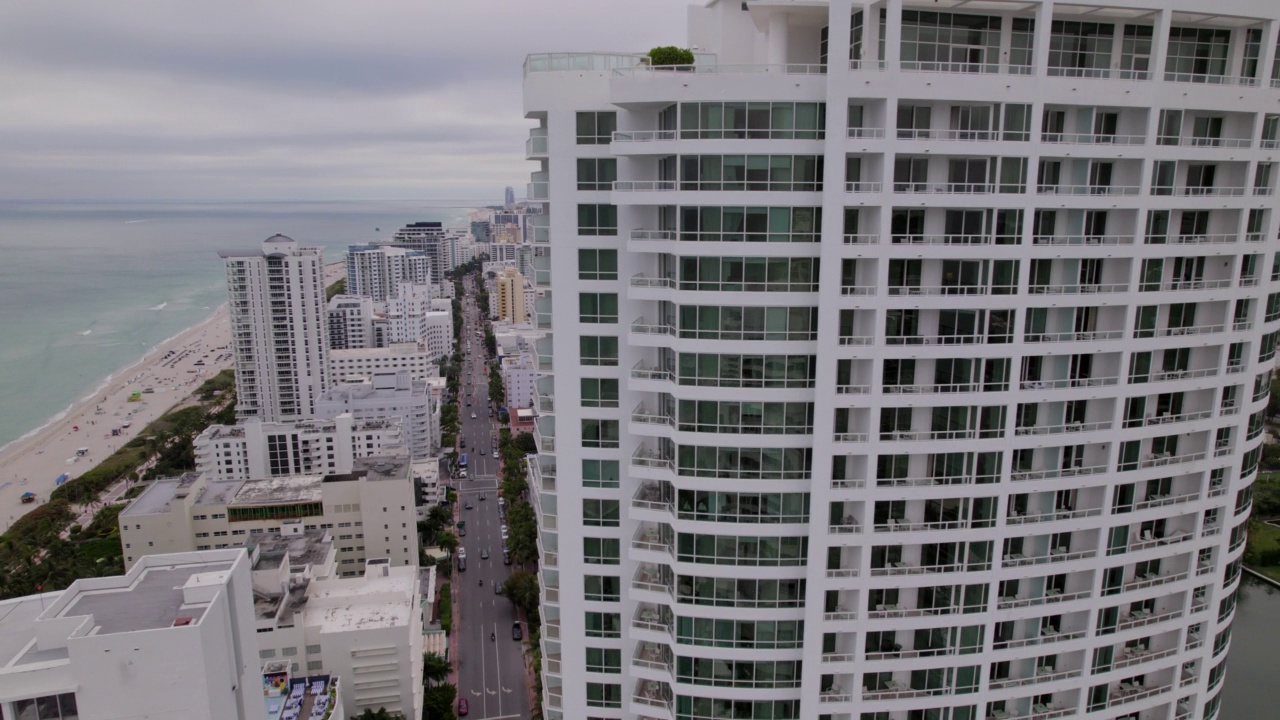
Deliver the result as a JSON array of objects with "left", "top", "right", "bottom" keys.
[
  {"left": 221, "top": 235, "right": 331, "bottom": 423},
  {"left": 521, "top": 1, "right": 1280, "bottom": 718}
]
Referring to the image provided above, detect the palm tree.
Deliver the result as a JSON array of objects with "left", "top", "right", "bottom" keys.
[
  {"left": 436, "top": 531, "right": 459, "bottom": 557},
  {"left": 422, "top": 652, "right": 450, "bottom": 687}
]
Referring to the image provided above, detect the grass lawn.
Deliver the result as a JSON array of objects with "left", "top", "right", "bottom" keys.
[{"left": 1246, "top": 519, "right": 1280, "bottom": 583}]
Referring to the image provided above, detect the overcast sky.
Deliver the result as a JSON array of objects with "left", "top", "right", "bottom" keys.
[{"left": 0, "top": 0, "right": 695, "bottom": 202}]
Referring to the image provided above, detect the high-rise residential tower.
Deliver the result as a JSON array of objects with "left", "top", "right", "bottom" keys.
[
  {"left": 522, "top": 1, "right": 1280, "bottom": 719},
  {"left": 221, "top": 234, "right": 330, "bottom": 422},
  {"left": 346, "top": 243, "right": 433, "bottom": 301},
  {"left": 496, "top": 266, "right": 529, "bottom": 323}
]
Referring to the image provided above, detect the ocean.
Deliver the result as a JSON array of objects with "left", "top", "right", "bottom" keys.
[{"left": 0, "top": 200, "right": 472, "bottom": 449}]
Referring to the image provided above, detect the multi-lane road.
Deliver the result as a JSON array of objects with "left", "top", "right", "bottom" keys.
[{"left": 454, "top": 275, "right": 529, "bottom": 720}]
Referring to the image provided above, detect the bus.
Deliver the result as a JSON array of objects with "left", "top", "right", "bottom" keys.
[{"left": 458, "top": 453, "right": 469, "bottom": 469}]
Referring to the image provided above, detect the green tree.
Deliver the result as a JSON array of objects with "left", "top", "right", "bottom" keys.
[
  {"left": 352, "top": 709, "right": 393, "bottom": 720},
  {"left": 422, "top": 682, "right": 457, "bottom": 720},
  {"left": 423, "top": 652, "right": 451, "bottom": 687},
  {"left": 502, "top": 570, "right": 541, "bottom": 614},
  {"left": 506, "top": 500, "right": 538, "bottom": 565},
  {"left": 513, "top": 432, "right": 537, "bottom": 454},
  {"left": 436, "top": 531, "right": 459, "bottom": 556}
]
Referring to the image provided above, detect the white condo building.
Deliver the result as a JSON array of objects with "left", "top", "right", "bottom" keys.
[
  {"left": 194, "top": 413, "right": 405, "bottom": 482},
  {"left": 330, "top": 343, "right": 440, "bottom": 384},
  {"left": 523, "top": 2, "right": 1280, "bottom": 719},
  {"left": 346, "top": 244, "right": 433, "bottom": 301},
  {"left": 221, "top": 235, "right": 330, "bottom": 422},
  {"left": 316, "top": 371, "right": 439, "bottom": 459}
]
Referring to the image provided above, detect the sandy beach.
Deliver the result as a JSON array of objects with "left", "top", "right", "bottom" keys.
[{"left": 0, "top": 262, "right": 346, "bottom": 534}]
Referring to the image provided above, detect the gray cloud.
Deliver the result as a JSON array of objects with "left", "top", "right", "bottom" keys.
[{"left": 0, "top": 0, "right": 696, "bottom": 200}]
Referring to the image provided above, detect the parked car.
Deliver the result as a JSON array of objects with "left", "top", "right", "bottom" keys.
[
  {"left": 512, "top": 621, "right": 523, "bottom": 640},
  {"left": 458, "top": 698, "right": 469, "bottom": 716}
]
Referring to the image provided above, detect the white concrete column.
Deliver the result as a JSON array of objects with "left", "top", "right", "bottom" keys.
[
  {"left": 863, "top": 1, "right": 881, "bottom": 66},
  {"left": 1150, "top": 8, "right": 1174, "bottom": 82},
  {"left": 883, "top": 0, "right": 903, "bottom": 68},
  {"left": 1032, "top": 0, "right": 1055, "bottom": 75},
  {"left": 1258, "top": 20, "right": 1278, "bottom": 87},
  {"left": 767, "top": 11, "right": 789, "bottom": 65},
  {"left": 830, "top": 0, "right": 855, "bottom": 71}
]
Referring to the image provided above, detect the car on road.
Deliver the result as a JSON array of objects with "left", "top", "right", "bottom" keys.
[
  {"left": 494, "top": 581, "right": 503, "bottom": 595},
  {"left": 501, "top": 527, "right": 508, "bottom": 540},
  {"left": 503, "top": 552, "right": 511, "bottom": 565},
  {"left": 458, "top": 698, "right": 469, "bottom": 716},
  {"left": 512, "top": 621, "right": 523, "bottom": 641},
  {"left": 464, "top": 502, "right": 472, "bottom": 510},
  {"left": 471, "top": 412, "right": 477, "bottom": 419},
  {"left": 480, "top": 494, "right": 486, "bottom": 501},
  {"left": 481, "top": 548, "right": 489, "bottom": 559},
  {"left": 492, "top": 451, "right": 499, "bottom": 459}
]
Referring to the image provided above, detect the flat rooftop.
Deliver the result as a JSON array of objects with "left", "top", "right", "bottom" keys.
[
  {"left": 121, "top": 471, "right": 207, "bottom": 516},
  {"left": 233, "top": 475, "right": 324, "bottom": 506},
  {"left": 325, "top": 456, "right": 412, "bottom": 484},
  {"left": 59, "top": 560, "right": 235, "bottom": 635},
  {"left": 253, "top": 529, "right": 333, "bottom": 571}
]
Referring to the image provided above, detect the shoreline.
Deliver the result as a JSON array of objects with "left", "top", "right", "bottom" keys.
[
  {"left": 0, "top": 305, "right": 229, "bottom": 459},
  {"left": 0, "top": 260, "right": 347, "bottom": 534}
]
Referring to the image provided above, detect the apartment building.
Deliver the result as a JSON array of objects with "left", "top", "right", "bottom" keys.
[
  {"left": 316, "top": 371, "right": 439, "bottom": 459},
  {"left": 328, "top": 295, "right": 382, "bottom": 350},
  {"left": 0, "top": 550, "right": 269, "bottom": 720},
  {"left": 495, "top": 267, "right": 530, "bottom": 323},
  {"left": 251, "top": 530, "right": 425, "bottom": 720},
  {"left": 194, "top": 413, "right": 404, "bottom": 482},
  {"left": 522, "top": 1, "right": 1280, "bottom": 719},
  {"left": 329, "top": 343, "right": 439, "bottom": 384},
  {"left": 119, "top": 456, "right": 419, "bottom": 574},
  {"left": 220, "top": 235, "right": 330, "bottom": 422},
  {"left": 346, "top": 243, "right": 433, "bottom": 302}
]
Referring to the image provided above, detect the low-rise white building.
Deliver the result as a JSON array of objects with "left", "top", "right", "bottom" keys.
[
  {"left": 195, "top": 413, "right": 404, "bottom": 482},
  {"left": 329, "top": 343, "right": 439, "bottom": 384},
  {"left": 251, "top": 531, "right": 425, "bottom": 720},
  {"left": 501, "top": 343, "right": 537, "bottom": 410},
  {"left": 0, "top": 549, "right": 268, "bottom": 720},
  {"left": 412, "top": 459, "right": 442, "bottom": 510},
  {"left": 316, "top": 371, "right": 438, "bottom": 458},
  {"left": 120, "top": 456, "right": 419, "bottom": 575}
]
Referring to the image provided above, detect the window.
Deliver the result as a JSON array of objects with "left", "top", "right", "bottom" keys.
[
  {"left": 12, "top": 694, "right": 80, "bottom": 720},
  {"left": 579, "top": 335, "right": 619, "bottom": 366},
  {"left": 585, "top": 682, "right": 622, "bottom": 708},
  {"left": 677, "top": 206, "right": 822, "bottom": 243},
  {"left": 578, "top": 249, "right": 618, "bottom": 280},
  {"left": 583, "top": 498, "right": 621, "bottom": 526},
  {"left": 1049, "top": 21, "right": 1115, "bottom": 76},
  {"left": 675, "top": 304, "right": 818, "bottom": 341},
  {"left": 676, "top": 256, "right": 819, "bottom": 292},
  {"left": 586, "top": 647, "right": 622, "bottom": 674},
  {"left": 581, "top": 378, "right": 619, "bottom": 408},
  {"left": 678, "top": 102, "right": 826, "bottom": 140},
  {"left": 577, "top": 204, "right": 618, "bottom": 236},
  {"left": 582, "top": 419, "right": 620, "bottom": 448},
  {"left": 676, "top": 657, "right": 803, "bottom": 688},
  {"left": 578, "top": 293, "right": 618, "bottom": 323},
  {"left": 577, "top": 158, "right": 617, "bottom": 190},
  {"left": 900, "top": 10, "right": 1001, "bottom": 71},
  {"left": 576, "top": 111, "right": 616, "bottom": 144},
  {"left": 676, "top": 533, "right": 807, "bottom": 566},
  {"left": 1166, "top": 27, "right": 1231, "bottom": 79},
  {"left": 584, "top": 537, "right": 621, "bottom": 564},
  {"left": 584, "top": 574, "right": 621, "bottom": 601},
  {"left": 585, "top": 611, "right": 622, "bottom": 638},
  {"left": 677, "top": 352, "right": 816, "bottom": 388},
  {"left": 678, "top": 154, "right": 823, "bottom": 192},
  {"left": 583, "top": 459, "right": 621, "bottom": 488},
  {"left": 676, "top": 617, "right": 805, "bottom": 648}
]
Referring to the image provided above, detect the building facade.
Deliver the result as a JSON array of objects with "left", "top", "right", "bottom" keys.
[
  {"left": 328, "top": 295, "right": 381, "bottom": 350},
  {"left": 495, "top": 267, "right": 529, "bottom": 323},
  {"left": 194, "top": 413, "right": 404, "bottom": 482},
  {"left": 316, "top": 371, "right": 439, "bottom": 459},
  {"left": 329, "top": 343, "right": 439, "bottom": 384},
  {"left": 119, "top": 456, "right": 420, "bottom": 575},
  {"left": 221, "top": 235, "right": 330, "bottom": 422},
  {"left": 0, "top": 550, "right": 267, "bottom": 720},
  {"left": 523, "top": 1, "right": 1280, "bottom": 719},
  {"left": 346, "top": 244, "right": 433, "bottom": 302}
]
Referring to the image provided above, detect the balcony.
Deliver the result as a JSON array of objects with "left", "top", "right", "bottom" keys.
[
  {"left": 1019, "top": 376, "right": 1119, "bottom": 390},
  {"left": 633, "top": 603, "right": 672, "bottom": 634},
  {"left": 846, "top": 127, "right": 886, "bottom": 139},
  {"left": 1033, "top": 234, "right": 1133, "bottom": 246},
  {"left": 893, "top": 182, "right": 997, "bottom": 195},
  {"left": 633, "top": 642, "right": 673, "bottom": 673},
  {"left": 526, "top": 128, "right": 547, "bottom": 158},
  {"left": 612, "top": 130, "right": 677, "bottom": 143},
  {"left": 1014, "top": 420, "right": 1111, "bottom": 437},
  {"left": 997, "top": 589, "right": 1091, "bottom": 610},
  {"left": 845, "top": 181, "right": 884, "bottom": 193},
  {"left": 1042, "top": 132, "right": 1145, "bottom": 145},
  {"left": 1007, "top": 507, "right": 1103, "bottom": 525},
  {"left": 1004, "top": 548, "right": 1097, "bottom": 568},
  {"left": 1025, "top": 330, "right": 1123, "bottom": 343},
  {"left": 888, "top": 284, "right": 1014, "bottom": 296},
  {"left": 633, "top": 679, "right": 672, "bottom": 713},
  {"left": 632, "top": 482, "right": 672, "bottom": 513},
  {"left": 1036, "top": 184, "right": 1141, "bottom": 196},
  {"left": 995, "top": 629, "right": 1086, "bottom": 650},
  {"left": 1029, "top": 283, "right": 1128, "bottom": 295},
  {"left": 890, "top": 233, "right": 1001, "bottom": 245},
  {"left": 988, "top": 667, "right": 1083, "bottom": 691},
  {"left": 1106, "top": 681, "right": 1172, "bottom": 708},
  {"left": 1122, "top": 410, "right": 1212, "bottom": 429},
  {"left": 1164, "top": 71, "right": 1257, "bottom": 86}
]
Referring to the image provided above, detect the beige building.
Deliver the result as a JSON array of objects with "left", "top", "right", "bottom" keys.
[
  {"left": 251, "top": 530, "right": 426, "bottom": 720},
  {"left": 120, "top": 456, "right": 419, "bottom": 576},
  {"left": 494, "top": 267, "right": 527, "bottom": 323},
  {"left": 329, "top": 342, "right": 438, "bottom": 384}
]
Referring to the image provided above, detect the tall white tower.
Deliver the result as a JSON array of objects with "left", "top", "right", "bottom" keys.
[
  {"left": 522, "top": 2, "right": 1280, "bottom": 719},
  {"left": 221, "top": 234, "right": 330, "bottom": 422}
]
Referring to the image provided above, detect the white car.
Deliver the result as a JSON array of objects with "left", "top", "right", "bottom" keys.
[
  {"left": 471, "top": 412, "right": 477, "bottom": 419},
  {"left": 500, "top": 527, "right": 509, "bottom": 540}
]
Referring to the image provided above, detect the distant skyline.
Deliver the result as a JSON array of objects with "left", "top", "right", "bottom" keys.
[{"left": 0, "top": 0, "right": 694, "bottom": 201}]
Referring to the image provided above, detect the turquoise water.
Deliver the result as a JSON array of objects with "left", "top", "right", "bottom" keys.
[{"left": 0, "top": 201, "right": 469, "bottom": 448}]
